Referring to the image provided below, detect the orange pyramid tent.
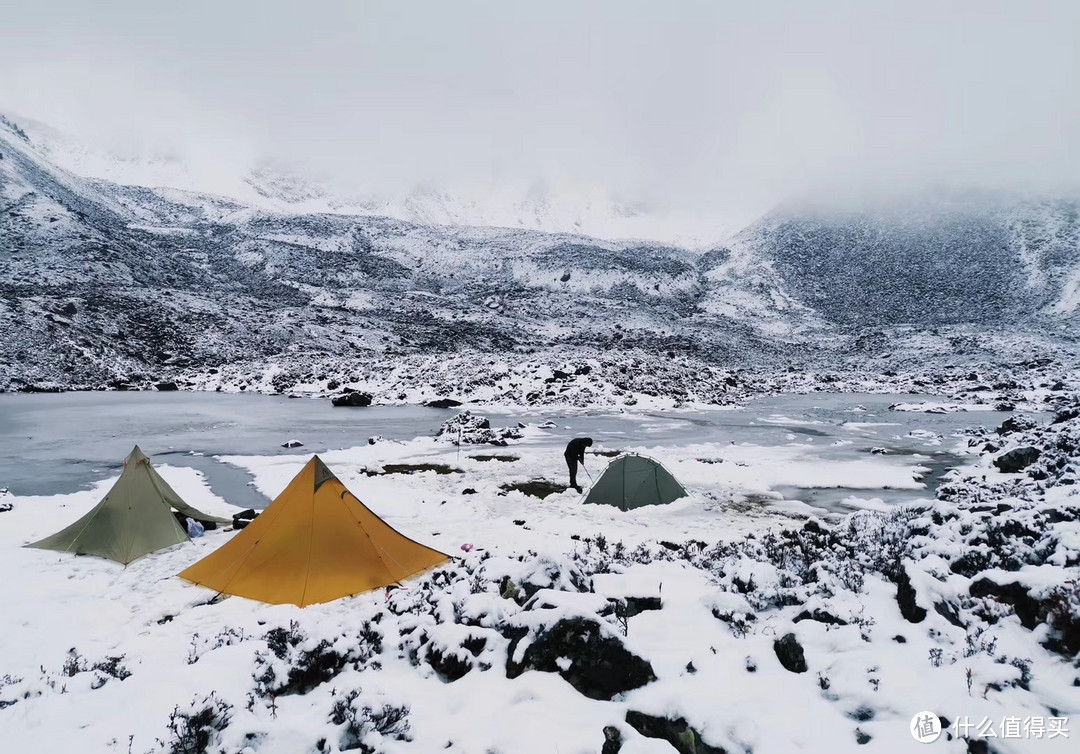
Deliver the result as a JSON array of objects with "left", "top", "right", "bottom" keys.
[{"left": 179, "top": 456, "right": 449, "bottom": 606}]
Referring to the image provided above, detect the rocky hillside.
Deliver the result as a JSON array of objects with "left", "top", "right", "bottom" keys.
[
  {"left": 733, "top": 193, "right": 1080, "bottom": 327},
  {"left": 1, "top": 114, "right": 1078, "bottom": 397}
]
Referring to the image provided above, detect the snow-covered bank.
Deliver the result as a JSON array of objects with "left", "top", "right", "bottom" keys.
[
  {"left": 1, "top": 411, "right": 1078, "bottom": 753},
  {"left": 8, "top": 348, "right": 1080, "bottom": 420}
]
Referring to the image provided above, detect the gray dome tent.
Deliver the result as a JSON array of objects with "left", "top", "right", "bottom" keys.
[{"left": 583, "top": 454, "right": 687, "bottom": 511}]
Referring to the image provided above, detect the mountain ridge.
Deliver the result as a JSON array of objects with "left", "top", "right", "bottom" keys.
[{"left": 2, "top": 113, "right": 1077, "bottom": 399}]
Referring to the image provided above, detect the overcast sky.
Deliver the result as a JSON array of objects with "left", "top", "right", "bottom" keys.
[{"left": 3, "top": 0, "right": 1079, "bottom": 215}]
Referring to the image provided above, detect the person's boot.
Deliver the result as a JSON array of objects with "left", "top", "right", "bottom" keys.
[{"left": 574, "top": 485, "right": 583, "bottom": 493}]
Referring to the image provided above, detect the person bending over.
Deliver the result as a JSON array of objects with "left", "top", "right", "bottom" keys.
[{"left": 564, "top": 437, "right": 593, "bottom": 492}]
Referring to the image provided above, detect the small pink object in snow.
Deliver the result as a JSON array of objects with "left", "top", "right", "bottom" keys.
[{"left": 460, "top": 543, "right": 475, "bottom": 551}]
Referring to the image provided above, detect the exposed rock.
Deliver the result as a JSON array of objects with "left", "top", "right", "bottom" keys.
[
  {"left": 426, "top": 643, "right": 473, "bottom": 682},
  {"left": 773, "top": 632, "right": 808, "bottom": 673},
  {"left": 934, "top": 600, "right": 965, "bottom": 629},
  {"left": 153, "top": 381, "right": 178, "bottom": 391},
  {"left": 622, "top": 596, "right": 662, "bottom": 618},
  {"left": 437, "top": 411, "right": 522, "bottom": 445},
  {"left": 624, "top": 711, "right": 726, "bottom": 754},
  {"left": 970, "top": 579, "right": 1045, "bottom": 630},
  {"left": 993, "top": 447, "right": 1041, "bottom": 473},
  {"left": 793, "top": 609, "right": 848, "bottom": 626},
  {"left": 331, "top": 391, "right": 373, "bottom": 407},
  {"left": 281, "top": 440, "right": 304, "bottom": 448},
  {"left": 997, "top": 416, "right": 1036, "bottom": 435},
  {"left": 1053, "top": 408, "right": 1080, "bottom": 424},
  {"left": 601, "top": 725, "right": 622, "bottom": 754},
  {"left": 505, "top": 617, "right": 656, "bottom": 700},
  {"left": 895, "top": 568, "right": 927, "bottom": 623},
  {"left": 426, "top": 398, "right": 463, "bottom": 409}
]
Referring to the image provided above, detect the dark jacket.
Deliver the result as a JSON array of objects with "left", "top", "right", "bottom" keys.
[{"left": 564, "top": 437, "right": 593, "bottom": 461}]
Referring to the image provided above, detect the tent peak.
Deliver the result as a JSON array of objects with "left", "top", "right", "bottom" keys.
[{"left": 312, "top": 455, "right": 337, "bottom": 490}]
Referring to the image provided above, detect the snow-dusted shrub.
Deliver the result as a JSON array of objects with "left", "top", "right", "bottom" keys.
[
  {"left": 504, "top": 610, "right": 656, "bottom": 700},
  {"left": 0, "top": 674, "right": 23, "bottom": 709},
  {"left": 156, "top": 692, "right": 232, "bottom": 754},
  {"left": 253, "top": 620, "right": 383, "bottom": 698},
  {"left": 1045, "top": 580, "right": 1080, "bottom": 655},
  {"left": 89, "top": 655, "right": 131, "bottom": 689},
  {"left": 186, "top": 627, "right": 249, "bottom": 665},
  {"left": 61, "top": 648, "right": 87, "bottom": 677},
  {"left": 712, "top": 606, "right": 758, "bottom": 638},
  {"left": 328, "top": 689, "right": 411, "bottom": 753}
]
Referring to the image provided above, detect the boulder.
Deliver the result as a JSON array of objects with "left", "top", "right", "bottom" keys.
[
  {"left": 426, "top": 398, "right": 463, "bottom": 409},
  {"left": 773, "top": 632, "right": 807, "bottom": 673},
  {"left": 601, "top": 726, "right": 622, "bottom": 754},
  {"left": 969, "top": 579, "right": 1044, "bottom": 630},
  {"left": 622, "top": 596, "right": 662, "bottom": 618},
  {"left": 154, "top": 381, "right": 178, "bottom": 391},
  {"left": 793, "top": 609, "right": 848, "bottom": 626},
  {"left": 437, "top": 411, "right": 522, "bottom": 445},
  {"left": 331, "top": 391, "right": 373, "bottom": 407},
  {"left": 624, "top": 711, "right": 726, "bottom": 754},
  {"left": 426, "top": 643, "right": 473, "bottom": 682},
  {"left": 997, "top": 416, "right": 1036, "bottom": 435},
  {"left": 934, "top": 601, "right": 965, "bottom": 629},
  {"left": 896, "top": 568, "right": 927, "bottom": 623},
  {"left": 1052, "top": 408, "right": 1080, "bottom": 424},
  {"left": 993, "top": 447, "right": 1040, "bottom": 473},
  {"left": 505, "top": 616, "right": 655, "bottom": 700},
  {"left": 281, "top": 440, "right": 304, "bottom": 448}
]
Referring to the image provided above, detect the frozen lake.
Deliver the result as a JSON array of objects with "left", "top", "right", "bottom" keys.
[{"left": 0, "top": 391, "right": 1023, "bottom": 513}]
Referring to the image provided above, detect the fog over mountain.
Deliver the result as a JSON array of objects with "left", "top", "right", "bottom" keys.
[
  {"left": 3, "top": 1, "right": 1080, "bottom": 397},
  {"left": 4, "top": 1, "right": 1079, "bottom": 244}
]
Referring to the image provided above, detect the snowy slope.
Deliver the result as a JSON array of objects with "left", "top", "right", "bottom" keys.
[
  {"left": 0, "top": 113, "right": 807, "bottom": 394},
  {"left": 733, "top": 192, "right": 1080, "bottom": 328},
  {"left": 3, "top": 111, "right": 1080, "bottom": 397},
  {"left": 10, "top": 114, "right": 744, "bottom": 249},
  {"left": 0, "top": 411, "right": 1078, "bottom": 753}
]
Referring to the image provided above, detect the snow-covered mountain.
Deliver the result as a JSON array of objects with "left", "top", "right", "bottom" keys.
[
  {"left": 2, "top": 112, "right": 1078, "bottom": 395},
  {"left": 9, "top": 114, "right": 745, "bottom": 249},
  {"left": 734, "top": 192, "right": 1080, "bottom": 327}
]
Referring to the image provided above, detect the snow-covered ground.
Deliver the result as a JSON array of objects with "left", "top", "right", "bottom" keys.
[{"left": 2, "top": 407, "right": 1078, "bottom": 753}]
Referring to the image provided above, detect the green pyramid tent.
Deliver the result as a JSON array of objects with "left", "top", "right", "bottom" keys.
[
  {"left": 26, "top": 446, "right": 230, "bottom": 564},
  {"left": 583, "top": 454, "right": 687, "bottom": 511}
]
